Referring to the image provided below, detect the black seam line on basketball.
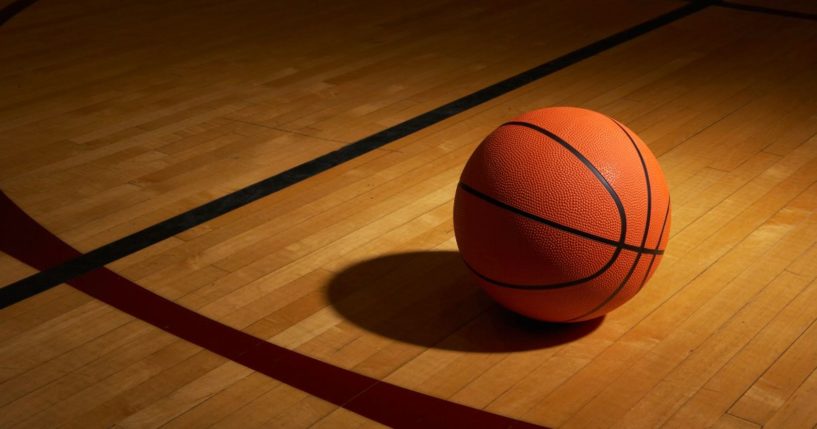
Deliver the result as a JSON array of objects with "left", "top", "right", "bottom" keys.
[
  {"left": 0, "top": 1, "right": 710, "bottom": 308},
  {"left": 462, "top": 258, "right": 604, "bottom": 291},
  {"left": 501, "top": 121, "right": 629, "bottom": 251},
  {"left": 0, "top": 0, "right": 37, "bottom": 26},
  {"left": 635, "top": 200, "right": 671, "bottom": 295},
  {"left": 486, "top": 120, "right": 629, "bottom": 289},
  {"left": 458, "top": 183, "right": 664, "bottom": 257},
  {"left": 611, "top": 118, "right": 653, "bottom": 249},
  {"left": 565, "top": 118, "right": 654, "bottom": 322},
  {"left": 716, "top": 1, "right": 817, "bottom": 22}
]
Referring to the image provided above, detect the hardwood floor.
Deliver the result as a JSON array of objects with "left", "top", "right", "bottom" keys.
[{"left": 2, "top": 0, "right": 817, "bottom": 427}]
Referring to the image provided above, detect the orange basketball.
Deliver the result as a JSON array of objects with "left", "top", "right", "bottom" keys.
[{"left": 453, "top": 107, "right": 671, "bottom": 322}]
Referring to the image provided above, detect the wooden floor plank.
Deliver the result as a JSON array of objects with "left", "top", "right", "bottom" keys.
[
  {"left": 729, "top": 284, "right": 817, "bottom": 424},
  {"left": 763, "top": 365, "right": 817, "bottom": 429},
  {"left": 714, "top": 413, "right": 763, "bottom": 429},
  {"left": 0, "top": 253, "right": 35, "bottom": 287},
  {"left": 666, "top": 274, "right": 817, "bottom": 428}
]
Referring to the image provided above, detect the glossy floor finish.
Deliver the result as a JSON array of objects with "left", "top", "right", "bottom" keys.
[{"left": 2, "top": 1, "right": 817, "bottom": 427}]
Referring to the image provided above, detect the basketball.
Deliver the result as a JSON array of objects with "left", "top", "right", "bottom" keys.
[{"left": 454, "top": 107, "right": 671, "bottom": 322}]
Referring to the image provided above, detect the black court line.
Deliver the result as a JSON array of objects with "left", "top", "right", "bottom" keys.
[
  {"left": 0, "top": 191, "right": 548, "bottom": 429},
  {"left": 0, "top": 1, "right": 713, "bottom": 309},
  {"left": 0, "top": 0, "right": 38, "bottom": 26},
  {"left": 717, "top": 1, "right": 817, "bottom": 22}
]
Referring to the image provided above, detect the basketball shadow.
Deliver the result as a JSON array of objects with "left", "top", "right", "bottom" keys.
[{"left": 325, "top": 251, "right": 603, "bottom": 352}]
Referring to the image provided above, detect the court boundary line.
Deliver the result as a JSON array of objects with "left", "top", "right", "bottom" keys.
[
  {"left": 0, "top": 0, "right": 38, "bottom": 26},
  {"left": 716, "top": 1, "right": 817, "bottom": 21},
  {"left": 1, "top": 1, "right": 713, "bottom": 307},
  {"left": 0, "top": 191, "right": 549, "bottom": 429}
]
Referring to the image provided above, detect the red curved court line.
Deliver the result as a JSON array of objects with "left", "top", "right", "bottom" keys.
[{"left": 0, "top": 191, "right": 545, "bottom": 429}]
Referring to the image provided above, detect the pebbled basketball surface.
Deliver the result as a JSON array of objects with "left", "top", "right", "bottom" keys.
[{"left": 455, "top": 107, "right": 671, "bottom": 322}]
